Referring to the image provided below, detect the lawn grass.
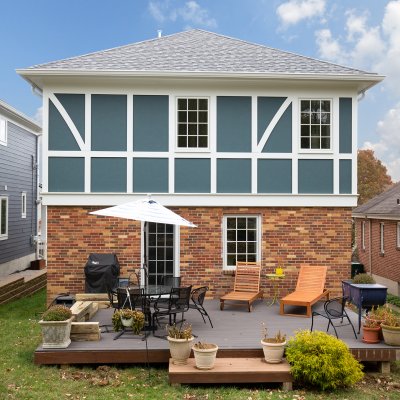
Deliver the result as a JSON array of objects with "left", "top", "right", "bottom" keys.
[{"left": 1, "top": 289, "right": 400, "bottom": 399}]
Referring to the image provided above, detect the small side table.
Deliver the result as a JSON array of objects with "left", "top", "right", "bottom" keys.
[{"left": 266, "top": 273, "right": 285, "bottom": 306}]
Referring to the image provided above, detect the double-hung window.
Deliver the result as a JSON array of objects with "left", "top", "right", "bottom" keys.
[
  {"left": 223, "top": 215, "right": 260, "bottom": 270},
  {"left": 380, "top": 223, "right": 385, "bottom": 255},
  {"left": 361, "top": 221, "right": 366, "bottom": 250},
  {"left": 21, "top": 192, "right": 27, "bottom": 219},
  {"left": 0, "top": 197, "right": 8, "bottom": 240},
  {"left": 0, "top": 117, "right": 7, "bottom": 146},
  {"left": 397, "top": 222, "right": 400, "bottom": 248},
  {"left": 177, "top": 97, "right": 209, "bottom": 149},
  {"left": 300, "top": 99, "right": 331, "bottom": 150}
]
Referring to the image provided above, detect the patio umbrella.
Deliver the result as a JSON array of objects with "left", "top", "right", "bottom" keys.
[{"left": 89, "top": 197, "right": 196, "bottom": 287}]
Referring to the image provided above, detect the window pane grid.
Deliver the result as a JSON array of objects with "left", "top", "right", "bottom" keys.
[
  {"left": 225, "top": 216, "right": 258, "bottom": 267},
  {"left": 300, "top": 99, "right": 331, "bottom": 150},
  {"left": 177, "top": 98, "right": 208, "bottom": 149}
]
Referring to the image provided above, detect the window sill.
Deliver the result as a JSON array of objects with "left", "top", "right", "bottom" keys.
[
  {"left": 175, "top": 148, "right": 211, "bottom": 153},
  {"left": 298, "top": 149, "right": 333, "bottom": 155}
]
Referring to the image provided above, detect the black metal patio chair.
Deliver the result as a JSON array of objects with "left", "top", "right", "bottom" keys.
[
  {"left": 189, "top": 286, "right": 213, "bottom": 328},
  {"left": 152, "top": 285, "right": 192, "bottom": 332},
  {"left": 310, "top": 296, "right": 357, "bottom": 339}
]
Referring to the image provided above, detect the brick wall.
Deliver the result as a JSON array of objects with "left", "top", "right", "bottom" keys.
[
  {"left": 46, "top": 206, "right": 352, "bottom": 303},
  {"left": 356, "top": 218, "right": 400, "bottom": 282}
]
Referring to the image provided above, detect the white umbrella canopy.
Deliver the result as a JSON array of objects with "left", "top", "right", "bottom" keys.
[{"left": 90, "top": 198, "right": 196, "bottom": 227}]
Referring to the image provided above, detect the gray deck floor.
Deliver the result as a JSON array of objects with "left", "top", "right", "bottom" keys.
[{"left": 39, "top": 299, "right": 394, "bottom": 352}]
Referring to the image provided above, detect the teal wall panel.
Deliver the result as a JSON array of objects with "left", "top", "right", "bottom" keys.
[
  {"left": 55, "top": 93, "right": 85, "bottom": 141},
  {"left": 91, "top": 158, "right": 127, "bottom": 192},
  {"left": 258, "top": 159, "right": 292, "bottom": 193},
  {"left": 339, "top": 159, "right": 352, "bottom": 194},
  {"left": 298, "top": 159, "right": 333, "bottom": 194},
  {"left": 175, "top": 159, "right": 210, "bottom": 193},
  {"left": 263, "top": 104, "right": 292, "bottom": 153},
  {"left": 217, "top": 159, "right": 251, "bottom": 193},
  {"left": 217, "top": 96, "right": 251, "bottom": 152},
  {"left": 257, "top": 97, "right": 286, "bottom": 142},
  {"left": 48, "top": 100, "right": 80, "bottom": 150},
  {"left": 339, "top": 98, "right": 352, "bottom": 153},
  {"left": 91, "top": 95, "right": 127, "bottom": 151},
  {"left": 133, "top": 158, "right": 168, "bottom": 193},
  {"left": 48, "top": 157, "right": 84, "bottom": 192},
  {"left": 133, "top": 95, "right": 169, "bottom": 151}
]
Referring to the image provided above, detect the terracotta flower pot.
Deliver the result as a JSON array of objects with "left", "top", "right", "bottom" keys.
[
  {"left": 362, "top": 325, "right": 381, "bottom": 344},
  {"left": 167, "top": 336, "right": 194, "bottom": 365}
]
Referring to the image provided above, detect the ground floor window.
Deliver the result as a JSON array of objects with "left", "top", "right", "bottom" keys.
[
  {"left": 361, "top": 221, "right": 366, "bottom": 250},
  {"left": 146, "top": 222, "right": 175, "bottom": 285},
  {"left": 0, "top": 197, "right": 8, "bottom": 240},
  {"left": 223, "top": 215, "right": 260, "bottom": 270},
  {"left": 397, "top": 222, "right": 400, "bottom": 248},
  {"left": 380, "top": 223, "right": 384, "bottom": 255}
]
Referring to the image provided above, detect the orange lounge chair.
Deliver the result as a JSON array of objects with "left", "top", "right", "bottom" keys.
[
  {"left": 220, "top": 262, "right": 264, "bottom": 312},
  {"left": 279, "top": 265, "right": 330, "bottom": 317}
]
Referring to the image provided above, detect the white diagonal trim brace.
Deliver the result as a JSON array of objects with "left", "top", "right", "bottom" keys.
[
  {"left": 257, "top": 97, "right": 293, "bottom": 152},
  {"left": 49, "top": 93, "right": 85, "bottom": 151}
]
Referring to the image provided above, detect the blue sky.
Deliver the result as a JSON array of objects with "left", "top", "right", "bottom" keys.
[{"left": 1, "top": 0, "right": 399, "bottom": 180}]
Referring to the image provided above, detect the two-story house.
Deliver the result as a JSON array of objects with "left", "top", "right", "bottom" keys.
[
  {"left": 0, "top": 99, "right": 42, "bottom": 276},
  {"left": 17, "top": 30, "right": 383, "bottom": 302}
]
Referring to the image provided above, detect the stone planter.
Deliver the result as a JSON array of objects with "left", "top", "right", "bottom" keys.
[
  {"left": 39, "top": 317, "right": 73, "bottom": 349},
  {"left": 167, "top": 336, "right": 194, "bottom": 365},
  {"left": 193, "top": 344, "right": 218, "bottom": 370},
  {"left": 261, "top": 339, "right": 286, "bottom": 364},
  {"left": 381, "top": 324, "right": 400, "bottom": 346}
]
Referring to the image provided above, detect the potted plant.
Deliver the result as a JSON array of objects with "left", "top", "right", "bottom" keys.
[
  {"left": 39, "top": 305, "right": 73, "bottom": 348},
  {"left": 166, "top": 323, "right": 194, "bottom": 365},
  {"left": 362, "top": 318, "right": 381, "bottom": 344},
  {"left": 260, "top": 323, "right": 286, "bottom": 363},
  {"left": 381, "top": 309, "right": 400, "bottom": 346},
  {"left": 111, "top": 309, "right": 145, "bottom": 334},
  {"left": 192, "top": 341, "right": 218, "bottom": 370},
  {"left": 366, "top": 305, "right": 390, "bottom": 340}
]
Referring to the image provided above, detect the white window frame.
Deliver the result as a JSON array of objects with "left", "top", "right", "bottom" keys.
[
  {"left": 0, "top": 117, "right": 7, "bottom": 146},
  {"left": 0, "top": 196, "right": 8, "bottom": 240},
  {"left": 397, "top": 222, "right": 400, "bottom": 248},
  {"left": 222, "top": 215, "right": 261, "bottom": 271},
  {"left": 380, "top": 222, "right": 385, "bottom": 255},
  {"left": 361, "top": 221, "right": 366, "bottom": 250},
  {"left": 21, "top": 192, "right": 27, "bottom": 219},
  {"left": 299, "top": 98, "right": 332, "bottom": 152},
  {"left": 176, "top": 96, "right": 210, "bottom": 151}
]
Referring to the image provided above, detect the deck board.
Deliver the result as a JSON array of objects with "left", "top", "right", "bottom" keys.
[{"left": 34, "top": 299, "right": 400, "bottom": 365}]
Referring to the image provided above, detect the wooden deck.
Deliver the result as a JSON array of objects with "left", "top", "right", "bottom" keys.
[{"left": 34, "top": 299, "right": 400, "bottom": 367}]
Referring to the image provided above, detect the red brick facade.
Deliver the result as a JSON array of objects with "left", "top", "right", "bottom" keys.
[
  {"left": 46, "top": 206, "right": 353, "bottom": 303},
  {"left": 356, "top": 218, "right": 400, "bottom": 285}
]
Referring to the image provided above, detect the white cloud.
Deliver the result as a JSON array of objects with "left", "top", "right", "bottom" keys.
[
  {"left": 315, "top": 29, "right": 345, "bottom": 64},
  {"left": 277, "top": 0, "right": 326, "bottom": 28},
  {"left": 148, "top": 1, "right": 216, "bottom": 29},
  {"left": 362, "top": 104, "right": 400, "bottom": 181}
]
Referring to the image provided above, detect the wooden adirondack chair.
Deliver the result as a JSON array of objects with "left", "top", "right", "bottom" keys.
[
  {"left": 220, "top": 262, "right": 264, "bottom": 312},
  {"left": 279, "top": 265, "right": 330, "bottom": 317}
]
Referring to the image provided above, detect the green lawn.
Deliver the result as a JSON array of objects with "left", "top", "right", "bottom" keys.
[{"left": 1, "top": 289, "right": 400, "bottom": 399}]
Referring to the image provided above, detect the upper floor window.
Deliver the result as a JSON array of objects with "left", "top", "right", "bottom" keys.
[
  {"left": 0, "top": 197, "right": 8, "bottom": 240},
  {"left": 300, "top": 99, "right": 331, "bottom": 150},
  {"left": 21, "top": 192, "right": 27, "bottom": 219},
  {"left": 177, "top": 98, "right": 209, "bottom": 149},
  {"left": 0, "top": 117, "right": 7, "bottom": 146},
  {"left": 380, "top": 222, "right": 385, "bottom": 255},
  {"left": 397, "top": 222, "right": 400, "bottom": 248},
  {"left": 223, "top": 215, "right": 260, "bottom": 270}
]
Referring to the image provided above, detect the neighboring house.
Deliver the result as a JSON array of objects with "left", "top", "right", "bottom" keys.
[
  {"left": 17, "top": 30, "right": 383, "bottom": 301},
  {"left": 353, "top": 182, "right": 400, "bottom": 295},
  {"left": 0, "top": 99, "right": 42, "bottom": 276}
]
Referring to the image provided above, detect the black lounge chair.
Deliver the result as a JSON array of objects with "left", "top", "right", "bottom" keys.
[{"left": 189, "top": 286, "right": 213, "bottom": 328}]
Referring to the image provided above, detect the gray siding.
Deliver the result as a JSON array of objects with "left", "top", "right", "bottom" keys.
[
  {"left": 217, "top": 159, "right": 251, "bottom": 193},
  {"left": 339, "top": 98, "right": 352, "bottom": 154},
  {"left": 298, "top": 159, "right": 333, "bottom": 194},
  {"left": 258, "top": 159, "right": 292, "bottom": 193},
  {"left": 0, "top": 121, "right": 37, "bottom": 265}
]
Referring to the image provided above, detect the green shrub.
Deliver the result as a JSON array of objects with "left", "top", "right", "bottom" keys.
[
  {"left": 41, "top": 305, "right": 72, "bottom": 321},
  {"left": 352, "top": 273, "right": 375, "bottom": 284},
  {"left": 285, "top": 330, "right": 363, "bottom": 391},
  {"left": 387, "top": 294, "right": 400, "bottom": 308}
]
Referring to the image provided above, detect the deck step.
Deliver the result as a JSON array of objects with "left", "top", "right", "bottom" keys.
[{"left": 169, "top": 357, "right": 293, "bottom": 390}]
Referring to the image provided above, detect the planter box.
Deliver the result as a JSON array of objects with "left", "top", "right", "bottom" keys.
[{"left": 342, "top": 280, "right": 387, "bottom": 333}]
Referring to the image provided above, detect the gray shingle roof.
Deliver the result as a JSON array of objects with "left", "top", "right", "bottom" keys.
[
  {"left": 25, "top": 29, "right": 374, "bottom": 76},
  {"left": 353, "top": 181, "right": 400, "bottom": 218}
]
